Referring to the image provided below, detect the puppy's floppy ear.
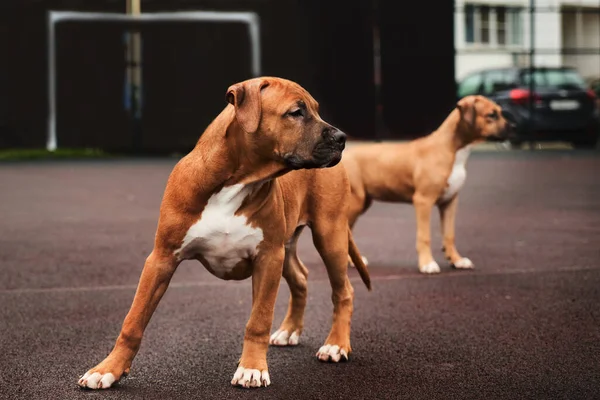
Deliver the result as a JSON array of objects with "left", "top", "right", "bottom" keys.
[
  {"left": 226, "top": 79, "right": 270, "bottom": 134},
  {"left": 456, "top": 96, "right": 479, "bottom": 127}
]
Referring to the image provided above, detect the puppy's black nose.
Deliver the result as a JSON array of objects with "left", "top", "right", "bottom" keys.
[{"left": 332, "top": 129, "right": 347, "bottom": 145}]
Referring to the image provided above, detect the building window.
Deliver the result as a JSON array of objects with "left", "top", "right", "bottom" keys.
[
  {"left": 480, "top": 6, "right": 490, "bottom": 44},
  {"left": 465, "top": 4, "right": 475, "bottom": 43},
  {"left": 497, "top": 7, "right": 506, "bottom": 45},
  {"left": 508, "top": 7, "right": 523, "bottom": 46},
  {"left": 464, "top": 4, "right": 523, "bottom": 47}
]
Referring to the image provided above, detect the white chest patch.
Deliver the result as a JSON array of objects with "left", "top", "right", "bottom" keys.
[
  {"left": 175, "top": 183, "right": 264, "bottom": 278},
  {"left": 440, "top": 145, "right": 472, "bottom": 203}
]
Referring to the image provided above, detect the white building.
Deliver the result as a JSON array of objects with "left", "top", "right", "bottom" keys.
[{"left": 454, "top": 0, "right": 600, "bottom": 80}]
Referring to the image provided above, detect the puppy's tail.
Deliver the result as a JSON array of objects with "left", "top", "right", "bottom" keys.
[{"left": 348, "top": 230, "right": 371, "bottom": 291}]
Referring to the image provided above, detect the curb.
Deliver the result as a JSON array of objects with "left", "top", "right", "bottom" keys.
[{"left": 345, "top": 140, "right": 574, "bottom": 152}]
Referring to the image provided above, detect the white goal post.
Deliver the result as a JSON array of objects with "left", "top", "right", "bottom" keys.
[{"left": 47, "top": 10, "right": 262, "bottom": 151}]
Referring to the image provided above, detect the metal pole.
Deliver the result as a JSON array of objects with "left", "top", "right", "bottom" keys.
[
  {"left": 126, "top": 0, "right": 142, "bottom": 152},
  {"left": 47, "top": 13, "right": 57, "bottom": 151},
  {"left": 247, "top": 14, "right": 261, "bottom": 77},
  {"left": 528, "top": 0, "right": 535, "bottom": 150},
  {"left": 372, "top": 0, "right": 384, "bottom": 141}
]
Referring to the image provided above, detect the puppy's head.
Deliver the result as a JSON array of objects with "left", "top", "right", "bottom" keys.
[
  {"left": 456, "top": 95, "right": 514, "bottom": 142},
  {"left": 226, "top": 77, "right": 346, "bottom": 170}
]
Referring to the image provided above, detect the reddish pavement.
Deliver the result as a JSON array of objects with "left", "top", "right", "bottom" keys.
[{"left": 1, "top": 151, "right": 599, "bottom": 399}]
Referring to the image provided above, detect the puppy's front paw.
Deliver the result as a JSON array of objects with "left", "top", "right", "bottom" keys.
[
  {"left": 78, "top": 357, "right": 129, "bottom": 390},
  {"left": 453, "top": 257, "right": 474, "bottom": 269},
  {"left": 419, "top": 261, "right": 441, "bottom": 274},
  {"left": 270, "top": 329, "right": 300, "bottom": 346},
  {"left": 231, "top": 366, "right": 270, "bottom": 388},
  {"left": 78, "top": 371, "right": 118, "bottom": 390},
  {"left": 316, "top": 344, "right": 349, "bottom": 362}
]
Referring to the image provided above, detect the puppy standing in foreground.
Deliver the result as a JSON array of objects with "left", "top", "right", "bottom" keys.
[
  {"left": 78, "top": 77, "right": 371, "bottom": 390},
  {"left": 343, "top": 95, "right": 512, "bottom": 274}
]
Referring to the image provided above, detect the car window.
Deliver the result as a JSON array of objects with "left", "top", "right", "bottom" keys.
[
  {"left": 482, "top": 70, "right": 515, "bottom": 94},
  {"left": 521, "top": 69, "right": 586, "bottom": 89},
  {"left": 458, "top": 73, "right": 482, "bottom": 98}
]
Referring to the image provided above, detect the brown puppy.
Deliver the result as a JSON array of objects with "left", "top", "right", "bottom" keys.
[
  {"left": 343, "top": 95, "right": 511, "bottom": 274},
  {"left": 77, "top": 77, "right": 371, "bottom": 390}
]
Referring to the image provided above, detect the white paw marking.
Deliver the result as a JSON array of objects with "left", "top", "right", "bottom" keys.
[
  {"left": 174, "top": 183, "right": 264, "bottom": 278},
  {"left": 316, "top": 344, "right": 348, "bottom": 362},
  {"left": 231, "top": 366, "right": 270, "bottom": 388},
  {"left": 78, "top": 371, "right": 116, "bottom": 389},
  {"left": 420, "top": 261, "right": 441, "bottom": 274},
  {"left": 348, "top": 255, "right": 369, "bottom": 268},
  {"left": 453, "top": 257, "right": 474, "bottom": 269},
  {"left": 270, "top": 329, "right": 300, "bottom": 346}
]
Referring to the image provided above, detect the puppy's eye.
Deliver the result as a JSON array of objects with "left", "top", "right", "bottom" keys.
[
  {"left": 487, "top": 111, "right": 499, "bottom": 120},
  {"left": 287, "top": 109, "right": 304, "bottom": 118}
]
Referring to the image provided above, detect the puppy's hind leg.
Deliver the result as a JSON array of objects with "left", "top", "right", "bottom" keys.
[
  {"left": 414, "top": 192, "right": 440, "bottom": 274},
  {"left": 270, "top": 226, "right": 308, "bottom": 347},
  {"left": 439, "top": 195, "right": 473, "bottom": 269},
  {"left": 312, "top": 221, "right": 355, "bottom": 362}
]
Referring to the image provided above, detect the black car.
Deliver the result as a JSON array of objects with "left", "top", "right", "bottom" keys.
[{"left": 457, "top": 67, "right": 600, "bottom": 148}]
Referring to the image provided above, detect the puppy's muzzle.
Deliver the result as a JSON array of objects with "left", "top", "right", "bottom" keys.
[
  {"left": 487, "top": 112, "right": 517, "bottom": 142},
  {"left": 329, "top": 129, "right": 347, "bottom": 148},
  {"left": 284, "top": 128, "right": 346, "bottom": 170},
  {"left": 314, "top": 127, "right": 346, "bottom": 167}
]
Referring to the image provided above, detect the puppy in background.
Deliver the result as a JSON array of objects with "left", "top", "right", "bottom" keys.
[{"left": 343, "top": 95, "right": 513, "bottom": 273}]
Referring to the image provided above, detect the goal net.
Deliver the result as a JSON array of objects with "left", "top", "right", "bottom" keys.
[{"left": 46, "top": 10, "right": 261, "bottom": 151}]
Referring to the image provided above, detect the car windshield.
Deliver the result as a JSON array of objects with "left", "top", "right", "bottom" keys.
[{"left": 521, "top": 69, "right": 587, "bottom": 90}]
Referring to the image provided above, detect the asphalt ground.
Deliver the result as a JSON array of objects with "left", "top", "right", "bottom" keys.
[{"left": 1, "top": 150, "right": 599, "bottom": 399}]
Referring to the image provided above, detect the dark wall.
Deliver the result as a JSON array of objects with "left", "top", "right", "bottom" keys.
[
  {"left": 139, "top": 21, "right": 254, "bottom": 153},
  {"left": 378, "top": 0, "right": 456, "bottom": 138},
  {"left": 0, "top": 0, "right": 125, "bottom": 149},
  {"left": 139, "top": 0, "right": 318, "bottom": 153},
  {"left": 56, "top": 22, "right": 130, "bottom": 149},
  {"left": 127, "top": 0, "right": 376, "bottom": 152},
  {"left": 0, "top": 0, "right": 455, "bottom": 151},
  {"left": 299, "top": 0, "right": 376, "bottom": 139}
]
